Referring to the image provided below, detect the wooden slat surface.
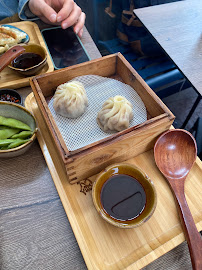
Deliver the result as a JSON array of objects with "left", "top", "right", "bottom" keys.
[
  {"left": 134, "top": 0, "right": 202, "bottom": 96},
  {"left": 0, "top": 26, "right": 101, "bottom": 270},
  {"left": 24, "top": 92, "right": 202, "bottom": 270}
]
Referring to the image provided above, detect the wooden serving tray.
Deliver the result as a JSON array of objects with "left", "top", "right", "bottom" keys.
[
  {"left": 0, "top": 21, "right": 54, "bottom": 89},
  {"left": 25, "top": 92, "right": 202, "bottom": 270}
]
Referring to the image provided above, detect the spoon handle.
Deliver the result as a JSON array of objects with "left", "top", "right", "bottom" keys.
[
  {"left": 168, "top": 179, "right": 202, "bottom": 270},
  {"left": 0, "top": 45, "right": 25, "bottom": 72}
]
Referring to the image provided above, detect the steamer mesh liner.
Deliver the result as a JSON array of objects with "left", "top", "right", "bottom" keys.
[{"left": 48, "top": 75, "right": 147, "bottom": 151}]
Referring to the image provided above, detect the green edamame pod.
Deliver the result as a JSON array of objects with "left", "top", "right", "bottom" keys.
[
  {"left": 0, "top": 139, "right": 16, "bottom": 147},
  {"left": 0, "top": 116, "right": 31, "bottom": 131},
  {"left": 11, "top": 130, "right": 33, "bottom": 139},
  {"left": 7, "top": 138, "right": 30, "bottom": 149},
  {"left": 0, "top": 127, "right": 20, "bottom": 139}
]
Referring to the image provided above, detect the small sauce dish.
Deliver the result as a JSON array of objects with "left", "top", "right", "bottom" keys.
[
  {"left": 0, "top": 88, "right": 22, "bottom": 105},
  {"left": 8, "top": 43, "right": 47, "bottom": 76},
  {"left": 92, "top": 163, "right": 157, "bottom": 228}
]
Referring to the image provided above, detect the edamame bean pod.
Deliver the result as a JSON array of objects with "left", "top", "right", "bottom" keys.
[
  {"left": 0, "top": 127, "right": 20, "bottom": 139},
  {"left": 11, "top": 130, "right": 33, "bottom": 139},
  {"left": 0, "top": 138, "right": 16, "bottom": 148},
  {"left": 7, "top": 138, "right": 30, "bottom": 149},
  {"left": 0, "top": 116, "right": 31, "bottom": 131}
]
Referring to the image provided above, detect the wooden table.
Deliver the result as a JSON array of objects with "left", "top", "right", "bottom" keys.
[
  {"left": 0, "top": 21, "right": 100, "bottom": 270},
  {"left": 0, "top": 19, "right": 201, "bottom": 270},
  {"left": 134, "top": 0, "right": 202, "bottom": 128}
]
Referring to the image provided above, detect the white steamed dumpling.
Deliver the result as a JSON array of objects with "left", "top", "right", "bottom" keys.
[
  {"left": 97, "top": 95, "right": 133, "bottom": 132},
  {"left": 53, "top": 81, "right": 88, "bottom": 118}
]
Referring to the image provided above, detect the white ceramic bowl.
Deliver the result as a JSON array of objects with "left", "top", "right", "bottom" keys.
[{"left": 0, "top": 101, "right": 37, "bottom": 158}]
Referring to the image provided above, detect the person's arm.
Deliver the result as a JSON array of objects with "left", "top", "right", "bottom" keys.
[
  {"left": 18, "top": 0, "right": 37, "bottom": 20},
  {"left": 18, "top": 0, "right": 85, "bottom": 37}
]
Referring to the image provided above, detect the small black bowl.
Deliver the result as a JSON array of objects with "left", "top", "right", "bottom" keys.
[{"left": 0, "top": 89, "right": 22, "bottom": 105}]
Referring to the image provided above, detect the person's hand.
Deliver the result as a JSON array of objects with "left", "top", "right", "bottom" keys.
[{"left": 28, "top": 0, "right": 86, "bottom": 37}]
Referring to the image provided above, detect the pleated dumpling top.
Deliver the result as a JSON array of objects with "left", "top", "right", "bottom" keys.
[
  {"left": 53, "top": 81, "right": 88, "bottom": 118},
  {"left": 97, "top": 95, "right": 133, "bottom": 132}
]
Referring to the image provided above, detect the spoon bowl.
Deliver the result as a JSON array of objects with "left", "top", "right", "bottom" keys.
[
  {"left": 154, "top": 129, "right": 202, "bottom": 270},
  {"left": 154, "top": 129, "right": 197, "bottom": 179}
]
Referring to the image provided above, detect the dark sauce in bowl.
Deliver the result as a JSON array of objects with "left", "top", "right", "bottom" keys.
[
  {"left": 12, "top": 52, "right": 43, "bottom": 69},
  {"left": 101, "top": 174, "right": 146, "bottom": 221}
]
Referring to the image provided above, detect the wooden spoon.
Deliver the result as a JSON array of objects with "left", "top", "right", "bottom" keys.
[
  {"left": 154, "top": 129, "right": 202, "bottom": 270},
  {"left": 0, "top": 45, "right": 25, "bottom": 72}
]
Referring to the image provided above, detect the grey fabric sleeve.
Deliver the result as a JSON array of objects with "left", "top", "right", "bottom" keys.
[{"left": 18, "top": 0, "right": 38, "bottom": 20}]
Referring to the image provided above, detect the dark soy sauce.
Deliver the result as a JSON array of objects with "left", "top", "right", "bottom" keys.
[
  {"left": 101, "top": 174, "right": 146, "bottom": 221},
  {"left": 12, "top": 53, "right": 43, "bottom": 69}
]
